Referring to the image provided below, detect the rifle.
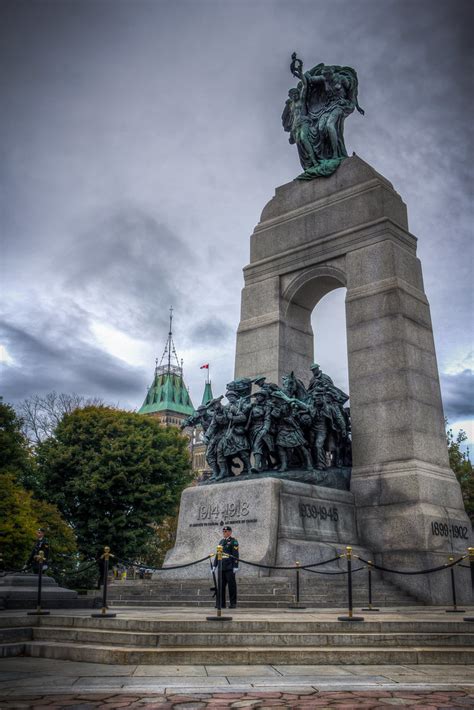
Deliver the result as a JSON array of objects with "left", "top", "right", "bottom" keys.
[
  {"left": 271, "top": 390, "right": 310, "bottom": 411},
  {"left": 204, "top": 395, "right": 224, "bottom": 410}
]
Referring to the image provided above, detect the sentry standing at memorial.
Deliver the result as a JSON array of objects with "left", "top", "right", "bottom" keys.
[
  {"left": 214, "top": 525, "right": 239, "bottom": 608},
  {"left": 25, "top": 528, "right": 50, "bottom": 573}
]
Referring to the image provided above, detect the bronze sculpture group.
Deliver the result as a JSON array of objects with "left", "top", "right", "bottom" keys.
[
  {"left": 282, "top": 53, "right": 364, "bottom": 179},
  {"left": 183, "top": 365, "right": 351, "bottom": 483}
]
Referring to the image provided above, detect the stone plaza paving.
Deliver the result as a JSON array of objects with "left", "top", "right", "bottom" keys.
[
  {"left": 0, "top": 659, "right": 473, "bottom": 708},
  {"left": 1, "top": 607, "right": 473, "bottom": 708}
]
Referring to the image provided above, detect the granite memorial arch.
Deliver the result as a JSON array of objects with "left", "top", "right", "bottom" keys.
[
  {"left": 163, "top": 52, "right": 471, "bottom": 604},
  {"left": 232, "top": 156, "right": 472, "bottom": 602}
]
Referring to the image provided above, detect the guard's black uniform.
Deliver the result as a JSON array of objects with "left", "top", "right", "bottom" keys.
[
  {"left": 214, "top": 535, "right": 239, "bottom": 608},
  {"left": 26, "top": 537, "right": 50, "bottom": 574}
]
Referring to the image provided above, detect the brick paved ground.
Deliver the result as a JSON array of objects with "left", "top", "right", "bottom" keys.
[{"left": 1, "top": 689, "right": 473, "bottom": 708}]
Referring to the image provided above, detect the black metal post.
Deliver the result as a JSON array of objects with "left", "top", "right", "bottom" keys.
[
  {"left": 463, "top": 548, "right": 474, "bottom": 622},
  {"left": 362, "top": 561, "right": 379, "bottom": 612},
  {"left": 207, "top": 545, "right": 232, "bottom": 621},
  {"left": 91, "top": 546, "right": 116, "bottom": 618},
  {"left": 338, "top": 546, "right": 364, "bottom": 622},
  {"left": 288, "top": 561, "right": 306, "bottom": 609},
  {"left": 470, "top": 547, "right": 474, "bottom": 593},
  {"left": 446, "top": 556, "right": 465, "bottom": 613},
  {"left": 27, "top": 551, "right": 50, "bottom": 616},
  {"left": 217, "top": 554, "right": 222, "bottom": 615}
]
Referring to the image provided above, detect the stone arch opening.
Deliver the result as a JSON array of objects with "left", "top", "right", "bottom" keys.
[
  {"left": 311, "top": 288, "right": 349, "bottom": 396},
  {"left": 280, "top": 264, "right": 347, "bottom": 386}
]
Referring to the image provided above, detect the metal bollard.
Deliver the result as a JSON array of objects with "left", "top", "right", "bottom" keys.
[
  {"left": 463, "top": 548, "right": 474, "bottom": 622},
  {"left": 445, "top": 556, "right": 465, "bottom": 613},
  {"left": 338, "top": 546, "right": 364, "bottom": 622},
  {"left": 27, "top": 551, "right": 50, "bottom": 616},
  {"left": 469, "top": 547, "right": 474, "bottom": 592},
  {"left": 362, "top": 560, "right": 379, "bottom": 612},
  {"left": 91, "top": 547, "right": 116, "bottom": 618},
  {"left": 288, "top": 561, "right": 306, "bottom": 609},
  {"left": 207, "top": 545, "right": 232, "bottom": 622}
]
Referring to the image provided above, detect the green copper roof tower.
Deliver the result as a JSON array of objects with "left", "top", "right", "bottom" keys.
[
  {"left": 139, "top": 307, "right": 194, "bottom": 421},
  {"left": 200, "top": 381, "right": 214, "bottom": 406}
]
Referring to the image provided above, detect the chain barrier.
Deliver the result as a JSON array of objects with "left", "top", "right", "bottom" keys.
[
  {"left": 51, "top": 558, "right": 101, "bottom": 579},
  {"left": 224, "top": 552, "right": 341, "bottom": 571},
  {"left": 115, "top": 554, "right": 213, "bottom": 572},
  {"left": 355, "top": 553, "right": 467, "bottom": 576},
  {"left": 303, "top": 565, "right": 365, "bottom": 576}
]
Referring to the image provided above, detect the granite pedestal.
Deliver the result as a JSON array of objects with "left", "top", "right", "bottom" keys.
[
  {"left": 159, "top": 477, "right": 368, "bottom": 579},
  {"left": 0, "top": 574, "right": 80, "bottom": 609}
]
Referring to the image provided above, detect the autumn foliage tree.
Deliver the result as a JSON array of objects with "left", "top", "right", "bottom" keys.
[
  {"left": 0, "top": 400, "right": 76, "bottom": 570},
  {"left": 36, "top": 406, "right": 192, "bottom": 562}
]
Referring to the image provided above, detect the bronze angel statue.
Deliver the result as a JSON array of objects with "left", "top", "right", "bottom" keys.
[{"left": 282, "top": 53, "right": 364, "bottom": 179}]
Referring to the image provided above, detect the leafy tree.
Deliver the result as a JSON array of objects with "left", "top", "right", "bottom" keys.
[
  {"left": 447, "top": 425, "right": 474, "bottom": 524},
  {"left": 0, "top": 472, "right": 77, "bottom": 571},
  {"left": 36, "top": 406, "right": 192, "bottom": 562},
  {"left": 0, "top": 473, "right": 38, "bottom": 570},
  {"left": 0, "top": 399, "right": 31, "bottom": 477},
  {"left": 141, "top": 513, "right": 179, "bottom": 568},
  {"left": 18, "top": 391, "right": 104, "bottom": 446},
  {"left": 0, "top": 399, "right": 77, "bottom": 571}
]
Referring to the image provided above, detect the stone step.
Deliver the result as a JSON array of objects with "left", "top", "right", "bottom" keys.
[
  {"left": 0, "top": 627, "right": 32, "bottom": 643},
  {"left": 108, "top": 599, "right": 417, "bottom": 608},
  {"left": 31, "top": 615, "right": 470, "bottom": 633},
  {"left": 102, "top": 573, "right": 421, "bottom": 608},
  {"left": 26, "top": 625, "right": 474, "bottom": 649},
  {"left": 23, "top": 640, "right": 474, "bottom": 665},
  {"left": 156, "top": 631, "right": 474, "bottom": 647},
  {"left": 106, "top": 591, "right": 414, "bottom": 602},
  {"left": 0, "top": 642, "right": 24, "bottom": 658},
  {"left": 33, "top": 627, "right": 159, "bottom": 647},
  {"left": 106, "top": 590, "right": 291, "bottom": 596}
]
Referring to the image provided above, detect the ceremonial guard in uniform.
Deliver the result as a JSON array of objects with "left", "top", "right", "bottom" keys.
[
  {"left": 214, "top": 525, "right": 239, "bottom": 608},
  {"left": 26, "top": 528, "right": 50, "bottom": 573}
]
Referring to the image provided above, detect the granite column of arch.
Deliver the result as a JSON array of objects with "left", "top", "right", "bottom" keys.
[{"left": 234, "top": 157, "right": 472, "bottom": 603}]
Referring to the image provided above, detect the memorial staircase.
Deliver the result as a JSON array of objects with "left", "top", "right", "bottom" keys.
[
  {"left": 1, "top": 613, "right": 473, "bottom": 665},
  {"left": 102, "top": 572, "right": 418, "bottom": 608}
]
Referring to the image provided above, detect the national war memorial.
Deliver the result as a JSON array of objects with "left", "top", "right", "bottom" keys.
[{"left": 162, "top": 54, "right": 473, "bottom": 606}]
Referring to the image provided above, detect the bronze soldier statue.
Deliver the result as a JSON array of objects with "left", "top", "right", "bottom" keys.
[
  {"left": 247, "top": 390, "right": 275, "bottom": 472},
  {"left": 218, "top": 390, "right": 251, "bottom": 477}
]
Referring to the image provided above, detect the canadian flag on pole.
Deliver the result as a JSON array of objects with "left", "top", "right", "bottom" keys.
[{"left": 200, "top": 363, "right": 209, "bottom": 369}]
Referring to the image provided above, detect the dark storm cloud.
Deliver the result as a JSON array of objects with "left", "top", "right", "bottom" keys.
[
  {"left": 62, "top": 205, "right": 197, "bottom": 338},
  {"left": 0, "top": 0, "right": 472, "bottom": 414},
  {"left": 440, "top": 369, "right": 474, "bottom": 422},
  {"left": 187, "top": 318, "right": 233, "bottom": 345},
  {"left": 0, "top": 317, "right": 145, "bottom": 406}
]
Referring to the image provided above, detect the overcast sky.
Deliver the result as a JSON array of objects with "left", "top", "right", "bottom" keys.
[{"left": 1, "top": 0, "right": 473, "bottom": 446}]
